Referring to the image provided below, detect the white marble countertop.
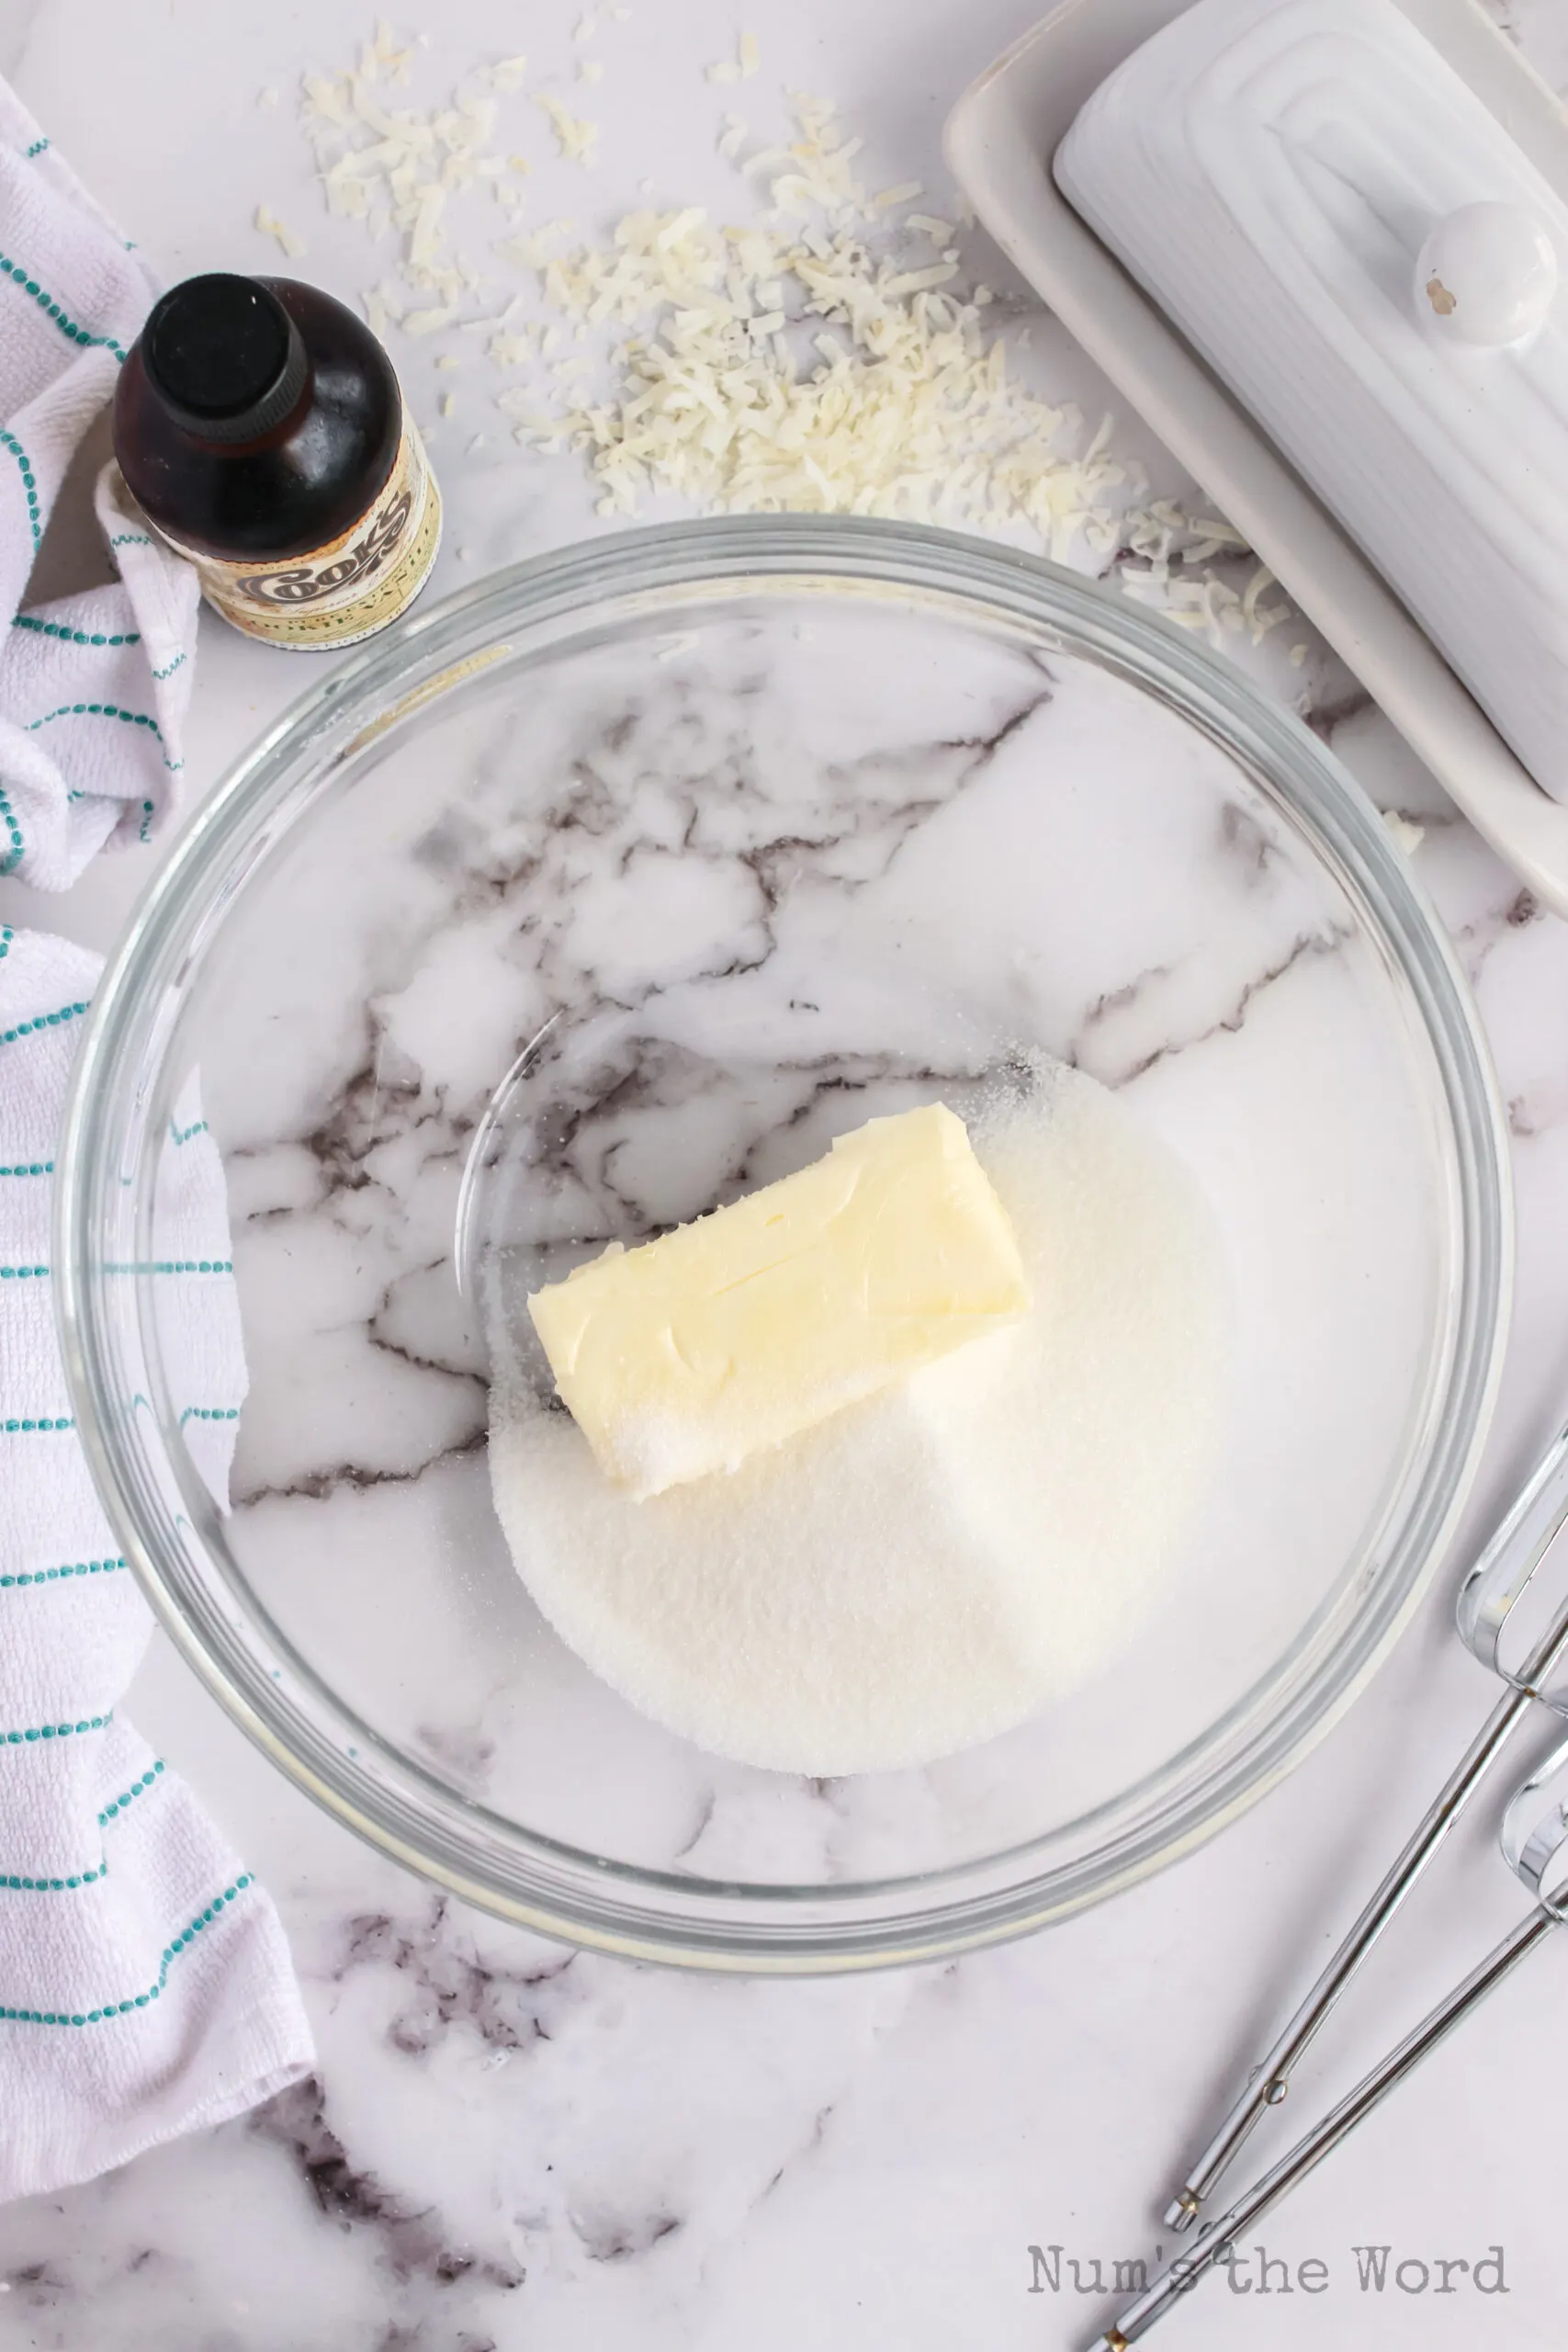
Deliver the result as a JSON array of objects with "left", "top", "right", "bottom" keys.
[{"left": 4, "top": 0, "right": 1568, "bottom": 2346}]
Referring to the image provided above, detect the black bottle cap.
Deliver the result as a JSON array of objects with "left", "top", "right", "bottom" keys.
[{"left": 141, "top": 274, "right": 308, "bottom": 445}]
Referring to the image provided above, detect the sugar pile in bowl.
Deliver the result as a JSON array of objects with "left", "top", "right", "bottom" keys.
[{"left": 485, "top": 1061, "right": 1232, "bottom": 1776}]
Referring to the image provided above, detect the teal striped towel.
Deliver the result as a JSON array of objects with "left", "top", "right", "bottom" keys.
[
  {"left": 0, "top": 922, "right": 311, "bottom": 2201},
  {"left": 0, "top": 74, "right": 199, "bottom": 895}
]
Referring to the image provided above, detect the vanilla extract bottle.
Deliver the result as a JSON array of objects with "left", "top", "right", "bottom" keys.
[{"left": 114, "top": 271, "right": 440, "bottom": 650}]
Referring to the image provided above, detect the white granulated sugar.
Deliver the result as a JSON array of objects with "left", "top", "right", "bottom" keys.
[{"left": 486, "top": 1064, "right": 1231, "bottom": 1776}]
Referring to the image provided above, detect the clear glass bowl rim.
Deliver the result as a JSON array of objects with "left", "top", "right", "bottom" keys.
[{"left": 56, "top": 514, "right": 1513, "bottom": 1973}]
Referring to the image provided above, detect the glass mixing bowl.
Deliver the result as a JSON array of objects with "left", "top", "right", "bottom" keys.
[{"left": 56, "top": 517, "right": 1511, "bottom": 1971}]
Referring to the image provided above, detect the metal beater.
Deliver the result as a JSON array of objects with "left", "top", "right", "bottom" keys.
[{"left": 1095, "top": 1407, "right": 1568, "bottom": 2348}]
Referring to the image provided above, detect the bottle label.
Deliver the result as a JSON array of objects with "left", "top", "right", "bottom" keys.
[{"left": 151, "top": 421, "right": 442, "bottom": 650}]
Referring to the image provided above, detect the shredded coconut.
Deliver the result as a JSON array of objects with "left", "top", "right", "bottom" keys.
[
  {"left": 536, "top": 92, "right": 599, "bottom": 164},
  {"left": 254, "top": 202, "right": 305, "bottom": 257},
  {"left": 287, "top": 24, "right": 1292, "bottom": 637}
]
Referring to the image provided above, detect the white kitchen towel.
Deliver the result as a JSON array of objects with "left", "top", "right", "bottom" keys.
[
  {"left": 0, "top": 79, "right": 199, "bottom": 893},
  {"left": 0, "top": 923, "right": 313, "bottom": 2203}
]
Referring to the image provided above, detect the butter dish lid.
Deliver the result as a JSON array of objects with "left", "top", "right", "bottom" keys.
[
  {"left": 945, "top": 0, "right": 1568, "bottom": 913},
  {"left": 1055, "top": 0, "right": 1568, "bottom": 809}
]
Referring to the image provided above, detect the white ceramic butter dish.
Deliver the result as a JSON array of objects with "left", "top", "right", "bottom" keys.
[
  {"left": 947, "top": 0, "right": 1568, "bottom": 915},
  {"left": 1058, "top": 0, "right": 1568, "bottom": 807}
]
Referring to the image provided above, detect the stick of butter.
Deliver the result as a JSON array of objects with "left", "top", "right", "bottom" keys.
[{"left": 527, "top": 1102, "right": 1029, "bottom": 1498}]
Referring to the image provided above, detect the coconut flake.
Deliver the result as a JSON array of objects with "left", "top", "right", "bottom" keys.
[
  {"left": 536, "top": 94, "right": 598, "bottom": 164},
  {"left": 255, "top": 202, "right": 306, "bottom": 257}
]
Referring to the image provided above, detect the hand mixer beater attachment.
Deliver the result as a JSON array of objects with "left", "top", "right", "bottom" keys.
[{"left": 1097, "top": 1408, "right": 1568, "bottom": 2348}]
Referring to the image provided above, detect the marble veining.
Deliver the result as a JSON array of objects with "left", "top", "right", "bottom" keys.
[
  {"left": 209, "top": 628, "right": 1339, "bottom": 1535},
  {"left": 102, "top": 574, "right": 1450, "bottom": 1933}
]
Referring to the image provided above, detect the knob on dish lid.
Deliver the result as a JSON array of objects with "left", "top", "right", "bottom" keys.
[{"left": 1415, "top": 201, "right": 1558, "bottom": 346}]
